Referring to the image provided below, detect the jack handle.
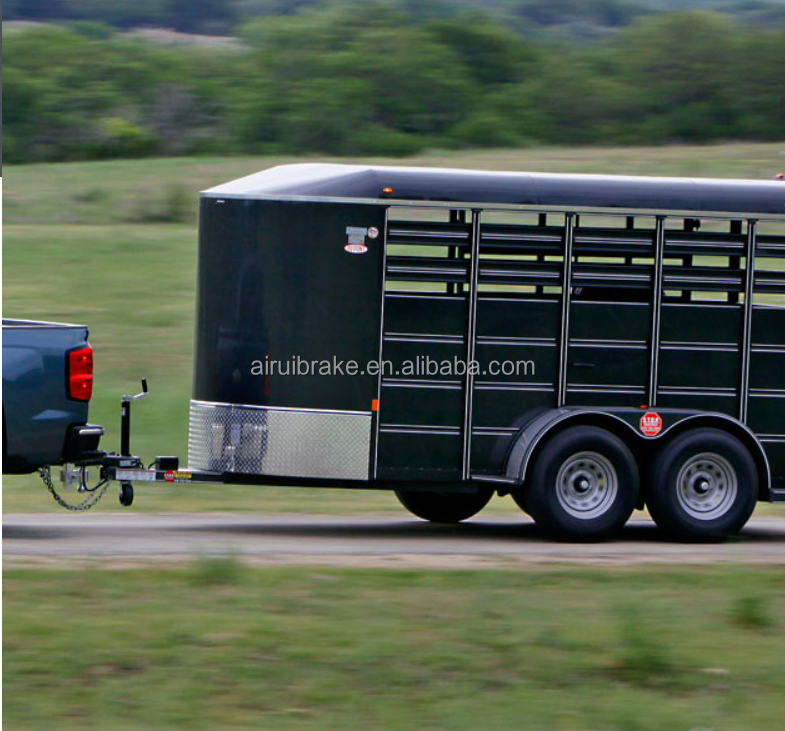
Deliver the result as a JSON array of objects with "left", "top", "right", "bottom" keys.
[{"left": 123, "top": 378, "right": 149, "bottom": 403}]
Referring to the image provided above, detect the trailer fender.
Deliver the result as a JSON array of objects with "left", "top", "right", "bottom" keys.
[{"left": 503, "top": 408, "right": 771, "bottom": 500}]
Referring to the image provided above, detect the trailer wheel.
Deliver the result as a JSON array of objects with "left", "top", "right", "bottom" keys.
[
  {"left": 647, "top": 428, "right": 757, "bottom": 541},
  {"left": 525, "top": 426, "right": 639, "bottom": 540},
  {"left": 395, "top": 488, "right": 492, "bottom": 524}
]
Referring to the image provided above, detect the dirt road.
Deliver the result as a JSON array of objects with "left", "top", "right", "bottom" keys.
[{"left": 4, "top": 513, "right": 785, "bottom": 568}]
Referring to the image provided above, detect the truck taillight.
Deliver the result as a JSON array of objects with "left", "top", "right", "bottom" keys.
[{"left": 68, "top": 346, "right": 93, "bottom": 401}]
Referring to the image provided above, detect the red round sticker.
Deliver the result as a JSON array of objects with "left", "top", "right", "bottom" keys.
[
  {"left": 640, "top": 412, "right": 663, "bottom": 437},
  {"left": 164, "top": 471, "right": 175, "bottom": 482}
]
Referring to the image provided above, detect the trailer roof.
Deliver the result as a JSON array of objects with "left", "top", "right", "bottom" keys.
[{"left": 204, "top": 163, "right": 785, "bottom": 216}]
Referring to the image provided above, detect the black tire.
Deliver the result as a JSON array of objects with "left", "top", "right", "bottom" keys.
[
  {"left": 647, "top": 428, "right": 757, "bottom": 541},
  {"left": 395, "top": 488, "right": 492, "bottom": 524},
  {"left": 525, "top": 426, "right": 639, "bottom": 541},
  {"left": 119, "top": 482, "right": 134, "bottom": 507}
]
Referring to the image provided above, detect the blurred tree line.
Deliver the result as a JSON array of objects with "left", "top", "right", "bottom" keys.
[
  {"left": 3, "top": 4, "right": 784, "bottom": 163},
  {"left": 8, "top": 0, "right": 785, "bottom": 38}
]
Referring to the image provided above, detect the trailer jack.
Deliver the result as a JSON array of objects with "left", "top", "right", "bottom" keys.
[
  {"left": 95, "top": 378, "right": 227, "bottom": 507},
  {"left": 114, "top": 378, "right": 148, "bottom": 507}
]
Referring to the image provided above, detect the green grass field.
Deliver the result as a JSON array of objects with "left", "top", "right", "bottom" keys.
[
  {"left": 4, "top": 563, "right": 785, "bottom": 731},
  {"left": 3, "top": 142, "right": 785, "bottom": 513}
]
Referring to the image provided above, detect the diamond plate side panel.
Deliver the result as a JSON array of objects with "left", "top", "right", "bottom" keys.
[{"left": 188, "top": 400, "right": 371, "bottom": 480}]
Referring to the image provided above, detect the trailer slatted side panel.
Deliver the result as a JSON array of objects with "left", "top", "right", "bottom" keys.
[
  {"left": 376, "top": 213, "right": 472, "bottom": 480},
  {"left": 470, "top": 214, "right": 665, "bottom": 474},
  {"left": 471, "top": 215, "right": 568, "bottom": 474},
  {"left": 564, "top": 217, "right": 657, "bottom": 409},
  {"left": 375, "top": 206, "right": 785, "bottom": 486},
  {"left": 655, "top": 223, "right": 749, "bottom": 417}
]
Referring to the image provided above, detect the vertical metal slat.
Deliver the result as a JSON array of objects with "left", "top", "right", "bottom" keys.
[
  {"left": 557, "top": 214, "right": 575, "bottom": 407},
  {"left": 739, "top": 219, "right": 758, "bottom": 424},
  {"left": 647, "top": 216, "right": 666, "bottom": 407},
  {"left": 462, "top": 210, "right": 481, "bottom": 480}
]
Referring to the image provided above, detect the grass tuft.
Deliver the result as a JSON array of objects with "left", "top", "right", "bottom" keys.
[
  {"left": 72, "top": 186, "right": 109, "bottom": 204},
  {"left": 189, "top": 556, "right": 246, "bottom": 587},
  {"left": 610, "top": 604, "right": 683, "bottom": 688},
  {"left": 126, "top": 184, "right": 194, "bottom": 223},
  {"left": 731, "top": 593, "right": 774, "bottom": 629}
]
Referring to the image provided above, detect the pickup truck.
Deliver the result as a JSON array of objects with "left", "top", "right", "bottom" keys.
[{"left": 2, "top": 319, "right": 104, "bottom": 474}]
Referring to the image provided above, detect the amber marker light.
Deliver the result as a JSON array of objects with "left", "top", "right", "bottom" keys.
[{"left": 382, "top": 187, "right": 393, "bottom": 195}]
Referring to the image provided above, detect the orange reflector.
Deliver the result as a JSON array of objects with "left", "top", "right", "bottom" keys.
[
  {"left": 372, "top": 399, "right": 379, "bottom": 412},
  {"left": 382, "top": 187, "right": 393, "bottom": 195}
]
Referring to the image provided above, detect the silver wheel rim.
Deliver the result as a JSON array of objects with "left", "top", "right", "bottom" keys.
[
  {"left": 555, "top": 451, "right": 618, "bottom": 520},
  {"left": 675, "top": 452, "right": 738, "bottom": 521}
]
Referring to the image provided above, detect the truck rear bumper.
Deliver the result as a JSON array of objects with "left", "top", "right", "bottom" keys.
[{"left": 62, "top": 423, "right": 105, "bottom": 464}]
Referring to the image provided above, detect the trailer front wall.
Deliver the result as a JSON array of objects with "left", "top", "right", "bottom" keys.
[{"left": 190, "top": 198, "right": 386, "bottom": 480}]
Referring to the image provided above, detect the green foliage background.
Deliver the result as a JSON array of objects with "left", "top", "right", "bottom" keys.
[{"left": 4, "top": 3, "right": 784, "bottom": 164}]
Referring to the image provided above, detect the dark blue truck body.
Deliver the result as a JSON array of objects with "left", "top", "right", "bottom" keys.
[{"left": 2, "top": 319, "right": 101, "bottom": 473}]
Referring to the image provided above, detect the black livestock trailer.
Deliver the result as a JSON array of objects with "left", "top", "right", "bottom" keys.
[{"left": 115, "top": 164, "right": 785, "bottom": 540}]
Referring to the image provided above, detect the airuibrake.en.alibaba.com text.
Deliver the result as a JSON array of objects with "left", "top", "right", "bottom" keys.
[{"left": 251, "top": 356, "right": 535, "bottom": 378}]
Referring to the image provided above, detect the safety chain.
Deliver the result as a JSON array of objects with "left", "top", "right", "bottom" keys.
[{"left": 38, "top": 465, "right": 110, "bottom": 511}]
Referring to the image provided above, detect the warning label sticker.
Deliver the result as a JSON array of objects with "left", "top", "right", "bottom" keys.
[
  {"left": 164, "top": 470, "right": 193, "bottom": 483},
  {"left": 345, "top": 226, "right": 370, "bottom": 254},
  {"left": 640, "top": 412, "right": 663, "bottom": 437}
]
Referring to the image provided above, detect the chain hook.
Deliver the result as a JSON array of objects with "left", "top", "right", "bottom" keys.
[{"left": 39, "top": 465, "right": 110, "bottom": 511}]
